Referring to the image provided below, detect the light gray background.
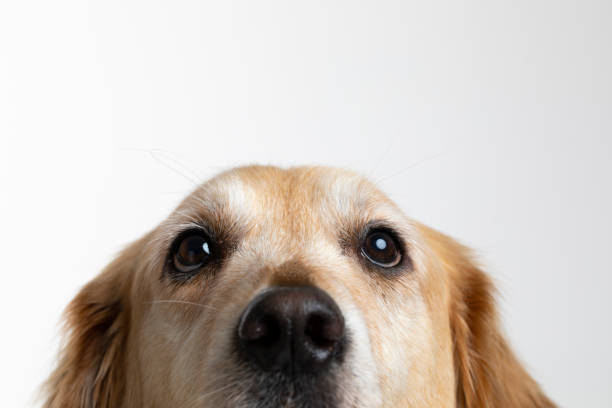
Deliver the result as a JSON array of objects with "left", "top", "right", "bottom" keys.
[{"left": 1, "top": 1, "right": 610, "bottom": 407}]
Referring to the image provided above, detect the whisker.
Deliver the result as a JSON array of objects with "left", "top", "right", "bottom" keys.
[
  {"left": 148, "top": 149, "right": 204, "bottom": 186},
  {"left": 119, "top": 147, "right": 217, "bottom": 190},
  {"left": 373, "top": 150, "right": 449, "bottom": 184},
  {"left": 366, "top": 135, "right": 397, "bottom": 180},
  {"left": 195, "top": 379, "right": 244, "bottom": 403},
  {"left": 144, "top": 300, "right": 223, "bottom": 312}
]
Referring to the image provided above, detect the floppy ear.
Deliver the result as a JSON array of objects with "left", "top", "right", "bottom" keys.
[
  {"left": 44, "top": 240, "right": 140, "bottom": 408},
  {"left": 421, "top": 226, "right": 556, "bottom": 408}
]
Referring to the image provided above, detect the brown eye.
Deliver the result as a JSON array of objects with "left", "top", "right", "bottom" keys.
[
  {"left": 172, "top": 232, "right": 211, "bottom": 273},
  {"left": 361, "top": 230, "right": 402, "bottom": 268}
]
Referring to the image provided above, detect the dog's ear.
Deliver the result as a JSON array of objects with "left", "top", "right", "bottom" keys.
[
  {"left": 421, "top": 225, "right": 556, "bottom": 408},
  {"left": 44, "top": 239, "right": 142, "bottom": 408}
]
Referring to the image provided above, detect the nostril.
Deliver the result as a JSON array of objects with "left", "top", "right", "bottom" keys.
[
  {"left": 239, "top": 314, "right": 282, "bottom": 345},
  {"left": 305, "top": 313, "right": 344, "bottom": 351}
]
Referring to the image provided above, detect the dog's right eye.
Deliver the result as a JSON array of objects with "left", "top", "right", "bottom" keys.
[{"left": 171, "top": 231, "right": 212, "bottom": 274}]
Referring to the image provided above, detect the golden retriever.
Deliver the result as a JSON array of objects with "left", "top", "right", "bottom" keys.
[{"left": 44, "top": 165, "right": 556, "bottom": 407}]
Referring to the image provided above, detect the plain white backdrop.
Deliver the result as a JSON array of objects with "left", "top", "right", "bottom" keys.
[{"left": 1, "top": 0, "right": 610, "bottom": 406}]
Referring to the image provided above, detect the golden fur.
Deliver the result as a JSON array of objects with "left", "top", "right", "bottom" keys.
[{"left": 44, "top": 166, "right": 555, "bottom": 407}]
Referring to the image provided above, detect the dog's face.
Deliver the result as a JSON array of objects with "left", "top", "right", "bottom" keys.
[
  {"left": 44, "top": 166, "right": 555, "bottom": 408},
  {"left": 136, "top": 166, "right": 453, "bottom": 407}
]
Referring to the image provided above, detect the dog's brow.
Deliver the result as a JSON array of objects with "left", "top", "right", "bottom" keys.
[{"left": 170, "top": 167, "right": 396, "bottom": 249}]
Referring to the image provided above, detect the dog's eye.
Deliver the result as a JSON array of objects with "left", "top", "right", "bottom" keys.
[
  {"left": 361, "top": 230, "right": 401, "bottom": 268},
  {"left": 172, "top": 231, "right": 212, "bottom": 273}
]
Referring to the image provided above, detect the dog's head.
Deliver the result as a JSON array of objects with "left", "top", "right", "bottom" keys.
[{"left": 44, "top": 166, "right": 554, "bottom": 408}]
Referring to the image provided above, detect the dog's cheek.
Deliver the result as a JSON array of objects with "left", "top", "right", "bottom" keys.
[
  {"left": 147, "top": 304, "right": 232, "bottom": 406},
  {"left": 357, "top": 287, "right": 455, "bottom": 408}
]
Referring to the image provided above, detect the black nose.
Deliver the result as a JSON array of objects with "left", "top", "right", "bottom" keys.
[{"left": 236, "top": 286, "right": 346, "bottom": 374}]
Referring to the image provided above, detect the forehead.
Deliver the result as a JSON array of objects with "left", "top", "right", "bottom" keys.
[
  {"left": 163, "top": 166, "right": 409, "bottom": 253},
  {"left": 186, "top": 166, "right": 399, "bottom": 225}
]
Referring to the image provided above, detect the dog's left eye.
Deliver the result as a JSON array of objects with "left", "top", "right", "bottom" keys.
[
  {"left": 171, "top": 231, "right": 212, "bottom": 273},
  {"left": 361, "top": 230, "right": 402, "bottom": 268}
]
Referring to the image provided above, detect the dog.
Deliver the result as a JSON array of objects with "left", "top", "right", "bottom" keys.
[{"left": 44, "top": 165, "right": 556, "bottom": 407}]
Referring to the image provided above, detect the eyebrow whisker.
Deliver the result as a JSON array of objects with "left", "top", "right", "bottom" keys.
[{"left": 373, "top": 150, "right": 449, "bottom": 184}]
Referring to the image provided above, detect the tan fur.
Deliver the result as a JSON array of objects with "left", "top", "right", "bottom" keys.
[
  {"left": 419, "top": 225, "right": 555, "bottom": 408},
  {"left": 44, "top": 237, "right": 140, "bottom": 408},
  {"left": 44, "top": 165, "right": 556, "bottom": 407}
]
